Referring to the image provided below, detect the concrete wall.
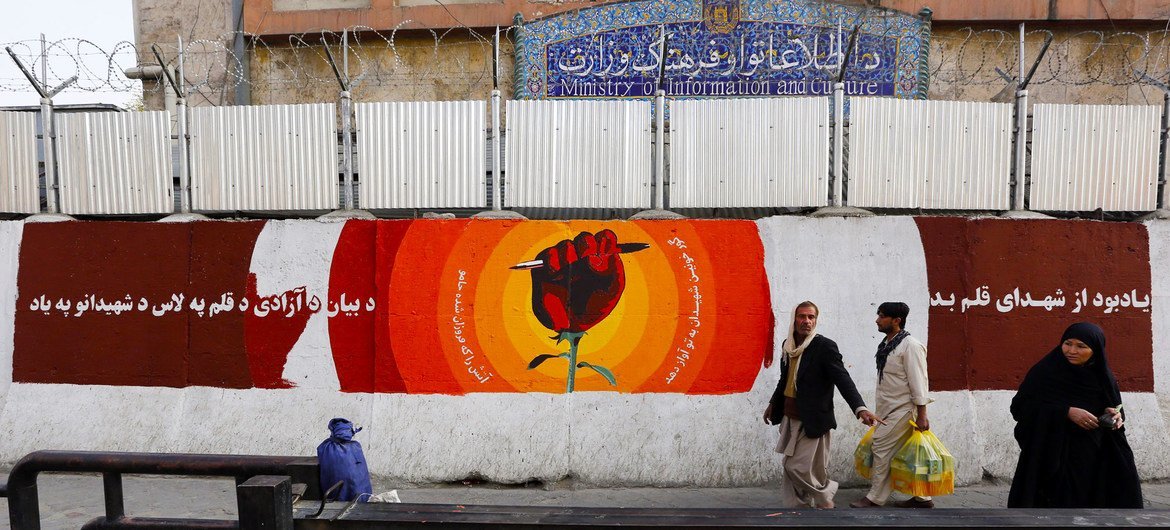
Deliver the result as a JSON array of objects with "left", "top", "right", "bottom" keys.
[{"left": 1, "top": 217, "right": 1167, "bottom": 488}]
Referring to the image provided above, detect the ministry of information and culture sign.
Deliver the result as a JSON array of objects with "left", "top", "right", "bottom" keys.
[{"left": 513, "top": 0, "right": 931, "bottom": 100}]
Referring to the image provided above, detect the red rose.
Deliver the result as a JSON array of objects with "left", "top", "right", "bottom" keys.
[{"left": 530, "top": 230, "right": 626, "bottom": 333}]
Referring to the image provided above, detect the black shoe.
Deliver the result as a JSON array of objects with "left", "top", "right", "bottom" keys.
[{"left": 893, "top": 497, "right": 935, "bottom": 509}]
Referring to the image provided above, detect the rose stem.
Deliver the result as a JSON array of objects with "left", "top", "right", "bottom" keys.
[{"left": 565, "top": 331, "right": 585, "bottom": 393}]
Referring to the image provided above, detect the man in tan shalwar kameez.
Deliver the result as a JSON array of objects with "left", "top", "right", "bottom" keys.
[
  {"left": 851, "top": 302, "right": 934, "bottom": 509},
  {"left": 765, "top": 301, "right": 880, "bottom": 508}
]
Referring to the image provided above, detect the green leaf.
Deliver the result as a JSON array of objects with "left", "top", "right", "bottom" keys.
[
  {"left": 576, "top": 362, "right": 617, "bottom": 386},
  {"left": 527, "top": 352, "right": 570, "bottom": 370}
]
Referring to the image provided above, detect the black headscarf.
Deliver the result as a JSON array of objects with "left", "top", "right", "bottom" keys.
[
  {"left": 1007, "top": 322, "right": 1141, "bottom": 508},
  {"left": 1019, "top": 322, "right": 1123, "bottom": 411}
]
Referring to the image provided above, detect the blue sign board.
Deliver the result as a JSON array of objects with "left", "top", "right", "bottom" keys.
[{"left": 515, "top": 0, "right": 930, "bottom": 100}]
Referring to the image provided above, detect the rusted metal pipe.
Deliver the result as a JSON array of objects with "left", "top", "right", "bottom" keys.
[{"left": 80, "top": 517, "right": 239, "bottom": 529}]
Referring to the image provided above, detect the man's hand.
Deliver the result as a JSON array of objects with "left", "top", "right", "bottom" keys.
[
  {"left": 857, "top": 410, "right": 885, "bottom": 427},
  {"left": 914, "top": 405, "right": 929, "bottom": 431},
  {"left": 764, "top": 404, "right": 774, "bottom": 425}
]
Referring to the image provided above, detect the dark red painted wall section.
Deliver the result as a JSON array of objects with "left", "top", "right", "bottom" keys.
[
  {"left": 189, "top": 221, "right": 266, "bottom": 388},
  {"left": 916, "top": 218, "right": 1153, "bottom": 392},
  {"left": 14, "top": 221, "right": 265, "bottom": 387}
]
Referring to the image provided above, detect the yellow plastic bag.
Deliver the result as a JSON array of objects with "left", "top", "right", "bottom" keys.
[
  {"left": 853, "top": 425, "right": 876, "bottom": 479},
  {"left": 889, "top": 421, "right": 955, "bottom": 497}
]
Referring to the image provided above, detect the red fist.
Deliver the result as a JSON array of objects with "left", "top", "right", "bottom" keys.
[{"left": 530, "top": 230, "right": 626, "bottom": 333}]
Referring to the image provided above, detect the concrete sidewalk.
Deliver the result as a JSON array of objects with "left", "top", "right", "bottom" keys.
[{"left": 1, "top": 474, "right": 1169, "bottom": 529}]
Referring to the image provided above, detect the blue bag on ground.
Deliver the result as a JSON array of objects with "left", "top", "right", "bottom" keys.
[{"left": 317, "top": 418, "right": 373, "bottom": 502}]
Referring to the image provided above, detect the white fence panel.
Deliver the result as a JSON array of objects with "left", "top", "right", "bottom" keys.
[
  {"left": 0, "top": 111, "right": 39, "bottom": 214},
  {"left": 1031, "top": 104, "right": 1161, "bottom": 211},
  {"left": 849, "top": 98, "right": 1012, "bottom": 210},
  {"left": 506, "top": 99, "right": 651, "bottom": 208},
  {"left": 357, "top": 101, "right": 485, "bottom": 209},
  {"left": 55, "top": 111, "right": 173, "bottom": 215},
  {"left": 190, "top": 103, "right": 338, "bottom": 211},
  {"left": 669, "top": 98, "right": 828, "bottom": 208}
]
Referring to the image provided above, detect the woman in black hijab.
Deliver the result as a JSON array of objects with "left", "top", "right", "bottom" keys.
[{"left": 1007, "top": 322, "right": 1142, "bottom": 508}]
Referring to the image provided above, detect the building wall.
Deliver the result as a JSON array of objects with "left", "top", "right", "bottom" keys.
[
  {"left": 929, "top": 24, "right": 1170, "bottom": 105},
  {"left": 2, "top": 217, "right": 1168, "bottom": 486},
  {"left": 132, "top": 1, "right": 1170, "bottom": 107},
  {"left": 134, "top": 0, "right": 236, "bottom": 109},
  {"left": 249, "top": 31, "right": 513, "bottom": 104},
  {"left": 241, "top": 0, "right": 1170, "bottom": 35},
  {"left": 240, "top": 25, "right": 1170, "bottom": 105}
]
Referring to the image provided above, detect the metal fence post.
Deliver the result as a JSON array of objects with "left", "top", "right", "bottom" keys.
[
  {"left": 340, "top": 90, "right": 354, "bottom": 210},
  {"left": 832, "top": 82, "right": 845, "bottom": 207},
  {"left": 655, "top": 89, "right": 666, "bottom": 209},
  {"left": 491, "top": 89, "right": 502, "bottom": 210},
  {"left": 152, "top": 42, "right": 191, "bottom": 213},
  {"left": 38, "top": 35, "right": 59, "bottom": 214},
  {"left": 1012, "top": 89, "right": 1029, "bottom": 210},
  {"left": 177, "top": 38, "right": 191, "bottom": 213},
  {"left": 177, "top": 93, "right": 190, "bottom": 213},
  {"left": 1011, "top": 22, "right": 1030, "bottom": 212},
  {"left": 322, "top": 39, "right": 354, "bottom": 210},
  {"left": 39, "top": 98, "right": 59, "bottom": 214},
  {"left": 6, "top": 45, "right": 74, "bottom": 215},
  {"left": 237, "top": 475, "right": 293, "bottom": 530},
  {"left": 1159, "top": 91, "right": 1169, "bottom": 210}
]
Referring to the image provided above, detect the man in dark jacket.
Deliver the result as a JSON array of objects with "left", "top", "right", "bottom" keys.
[{"left": 764, "top": 301, "right": 879, "bottom": 508}]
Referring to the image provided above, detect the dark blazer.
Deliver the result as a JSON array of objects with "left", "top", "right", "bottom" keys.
[{"left": 768, "top": 334, "right": 867, "bottom": 438}]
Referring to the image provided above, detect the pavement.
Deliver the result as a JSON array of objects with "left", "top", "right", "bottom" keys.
[{"left": 1, "top": 474, "right": 1169, "bottom": 529}]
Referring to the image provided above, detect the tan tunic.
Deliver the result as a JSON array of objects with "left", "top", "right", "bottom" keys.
[
  {"left": 866, "top": 334, "right": 931, "bottom": 505},
  {"left": 874, "top": 335, "right": 930, "bottom": 420}
]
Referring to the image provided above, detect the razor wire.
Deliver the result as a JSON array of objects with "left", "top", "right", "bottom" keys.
[{"left": 3, "top": 25, "right": 1170, "bottom": 107}]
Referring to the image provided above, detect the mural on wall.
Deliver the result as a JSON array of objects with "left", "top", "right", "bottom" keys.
[
  {"left": 12, "top": 220, "right": 774, "bottom": 395},
  {"left": 513, "top": 0, "right": 931, "bottom": 100},
  {"left": 9, "top": 218, "right": 1155, "bottom": 395}
]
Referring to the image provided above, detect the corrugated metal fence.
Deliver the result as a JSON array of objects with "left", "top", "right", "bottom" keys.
[
  {"left": 357, "top": 101, "right": 486, "bottom": 209},
  {"left": 1030, "top": 104, "right": 1162, "bottom": 211},
  {"left": 849, "top": 98, "right": 1013, "bottom": 210},
  {"left": 0, "top": 111, "right": 39, "bottom": 214},
  {"left": 190, "top": 103, "right": 338, "bottom": 211},
  {"left": 55, "top": 111, "right": 174, "bottom": 215},
  {"left": 669, "top": 98, "right": 828, "bottom": 208},
  {"left": 506, "top": 99, "right": 652, "bottom": 209},
  {"left": 0, "top": 98, "right": 1166, "bottom": 215}
]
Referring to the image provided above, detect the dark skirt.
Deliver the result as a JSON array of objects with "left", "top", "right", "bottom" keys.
[{"left": 1009, "top": 424, "right": 1143, "bottom": 509}]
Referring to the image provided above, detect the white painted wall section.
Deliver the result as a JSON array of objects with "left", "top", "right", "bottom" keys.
[
  {"left": 250, "top": 220, "right": 345, "bottom": 390},
  {"left": 0, "top": 221, "right": 22, "bottom": 416},
  {"left": 1146, "top": 220, "right": 1170, "bottom": 455},
  {"left": 754, "top": 216, "right": 986, "bottom": 486}
]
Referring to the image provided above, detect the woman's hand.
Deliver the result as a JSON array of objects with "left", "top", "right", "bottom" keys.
[
  {"left": 1104, "top": 407, "right": 1124, "bottom": 430},
  {"left": 1068, "top": 407, "right": 1098, "bottom": 430}
]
